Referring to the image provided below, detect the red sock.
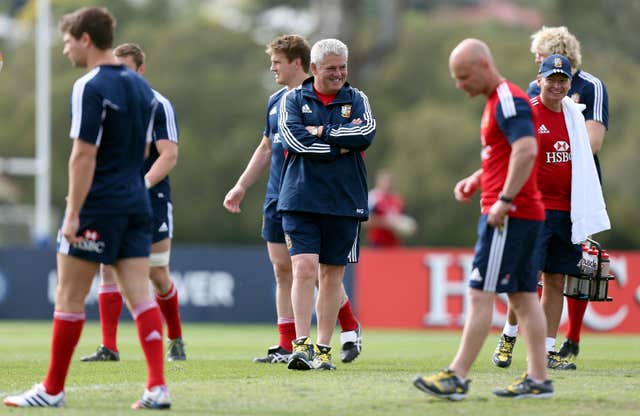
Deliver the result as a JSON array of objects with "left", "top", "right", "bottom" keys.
[
  {"left": 98, "top": 284, "right": 123, "bottom": 351},
  {"left": 43, "top": 311, "right": 85, "bottom": 395},
  {"left": 338, "top": 299, "right": 359, "bottom": 332},
  {"left": 155, "top": 283, "right": 182, "bottom": 340},
  {"left": 133, "top": 302, "right": 165, "bottom": 389},
  {"left": 277, "top": 318, "right": 296, "bottom": 352},
  {"left": 566, "top": 297, "right": 588, "bottom": 343}
]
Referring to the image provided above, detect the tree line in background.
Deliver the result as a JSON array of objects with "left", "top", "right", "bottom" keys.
[{"left": 1, "top": 0, "right": 638, "bottom": 249}]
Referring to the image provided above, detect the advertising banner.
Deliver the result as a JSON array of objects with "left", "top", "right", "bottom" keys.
[
  {"left": 0, "top": 246, "right": 355, "bottom": 322},
  {"left": 355, "top": 248, "right": 640, "bottom": 333}
]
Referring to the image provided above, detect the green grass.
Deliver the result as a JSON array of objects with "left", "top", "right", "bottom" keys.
[{"left": 1, "top": 322, "right": 639, "bottom": 415}]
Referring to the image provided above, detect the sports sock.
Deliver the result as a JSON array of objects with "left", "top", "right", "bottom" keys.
[
  {"left": 43, "top": 311, "right": 85, "bottom": 395},
  {"left": 277, "top": 317, "right": 295, "bottom": 352},
  {"left": 98, "top": 284, "right": 123, "bottom": 351},
  {"left": 545, "top": 337, "right": 556, "bottom": 353},
  {"left": 338, "top": 298, "right": 359, "bottom": 332},
  {"left": 565, "top": 297, "right": 588, "bottom": 343},
  {"left": 503, "top": 323, "right": 518, "bottom": 338},
  {"left": 155, "top": 282, "right": 182, "bottom": 340},
  {"left": 133, "top": 302, "right": 165, "bottom": 389}
]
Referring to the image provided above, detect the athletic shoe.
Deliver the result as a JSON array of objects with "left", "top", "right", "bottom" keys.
[
  {"left": 3, "top": 383, "right": 65, "bottom": 407},
  {"left": 492, "top": 334, "right": 516, "bottom": 368},
  {"left": 131, "top": 385, "right": 171, "bottom": 410},
  {"left": 547, "top": 351, "right": 576, "bottom": 370},
  {"left": 413, "top": 369, "right": 469, "bottom": 401},
  {"left": 167, "top": 337, "right": 186, "bottom": 361},
  {"left": 80, "top": 345, "right": 120, "bottom": 362},
  {"left": 312, "top": 345, "right": 336, "bottom": 370},
  {"left": 253, "top": 345, "right": 291, "bottom": 364},
  {"left": 493, "top": 374, "right": 554, "bottom": 398},
  {"left": 558, "top": 339, "right": 580, "bottom": 360},
  {"left": 287, "top": 336, "right": 314, "bottom": 370},
  {"left": 340, "top": 323, "right": 362, "bottom": 363}
]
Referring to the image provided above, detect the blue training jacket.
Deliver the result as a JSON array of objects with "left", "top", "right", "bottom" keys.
[{"left": 277, "top": 77, "right": 376, "bottom": 219}]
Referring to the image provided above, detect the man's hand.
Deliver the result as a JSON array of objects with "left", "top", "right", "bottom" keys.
[
  {"left": 61, "top": 212, "right": 82, "bottom": 244},
  {"left": 223, "top": 185, "right": 246, "bottom": 213},
  {"left": 487, "top": 200, "right": 512, "bottom": 228},
  {"left": 454, "top": 172, "right": 481, "bottom": 202}
]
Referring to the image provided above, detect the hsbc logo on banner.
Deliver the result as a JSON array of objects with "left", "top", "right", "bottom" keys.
[
  {"left": 421, "top": 253, "right": 635, "bottom": 331},
  {"left": 355, "top": 248, "right": 640, "bottom": 333}
]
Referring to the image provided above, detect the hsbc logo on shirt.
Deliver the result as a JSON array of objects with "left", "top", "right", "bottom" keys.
[{"left": 546, "top": 140, "right": 571, "bottom": 163}]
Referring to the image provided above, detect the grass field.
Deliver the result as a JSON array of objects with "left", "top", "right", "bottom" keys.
[{"left": 1, "top": 321, "right": 639, "bottom": 415}]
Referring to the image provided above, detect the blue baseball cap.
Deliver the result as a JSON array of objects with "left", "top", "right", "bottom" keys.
[{"left": 539, "top": 54, "right": 572, "bottom": 78}]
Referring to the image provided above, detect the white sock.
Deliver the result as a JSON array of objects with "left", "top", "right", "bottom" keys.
[
  {"left": 545, "top": 337, "right": 556, "bottom": 352},
  {"left": 503, "top": 323, "right": 518, "bottom": 338}
]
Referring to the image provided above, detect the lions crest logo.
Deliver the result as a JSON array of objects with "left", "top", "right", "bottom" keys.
[
  {"left": 341, "top": 105, "right": 352, "bottom": 118},
  {"left": 553, "top": 57, "right": 563, "bottom": 68}
]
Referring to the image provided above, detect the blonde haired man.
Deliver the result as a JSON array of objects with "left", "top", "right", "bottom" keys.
[{"left": 493, "top": 26, "right": 609, "bottom": 368}]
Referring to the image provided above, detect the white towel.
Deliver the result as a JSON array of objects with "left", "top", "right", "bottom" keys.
[{"left": 562, "top": 96, "right": 611, "bottom": 243}]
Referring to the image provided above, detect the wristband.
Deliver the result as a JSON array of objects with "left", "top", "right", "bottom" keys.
[{"left": 499, "top": 193, "right": 513, "bottom": 203}]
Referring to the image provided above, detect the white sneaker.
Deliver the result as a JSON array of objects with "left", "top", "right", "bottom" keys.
[
  {"left": 3, "top": 383, "right": 65, "bottom": 407},
  {"left": 131, "top": 385, "right": 171, "bottom": 410}
]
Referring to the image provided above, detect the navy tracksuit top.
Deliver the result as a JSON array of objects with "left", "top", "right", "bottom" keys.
[{"left": 277, "top": 77, "right": 376, "bottom": 219}]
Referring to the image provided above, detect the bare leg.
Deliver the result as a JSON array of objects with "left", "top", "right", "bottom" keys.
[
  {"left": 541, "top": 273, "right": 564, "bottom": 341},
  {"left": 148, "top": 238, "right": 172, "bottom": 294},
  {"left": 267, "top": 242, "right": 293, "bottom": 319},
  {"left": 449, "top": 288, "right": 495, "bottom": 379},
  {"left": 290, "top": 253, "right": 319, "bottom": 339},
  {"left": 509, "top": 291, "right": 548, "bottom": 381},
  {"left": 316, "top": 264, "right": 345, "bottom": 346}
]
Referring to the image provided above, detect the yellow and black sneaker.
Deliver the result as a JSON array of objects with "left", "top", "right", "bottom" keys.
[
  {"left": 413, "top": 368, "right": 469, "bottom": 401},
  {"left": 287, "top": 336, "right": 314, "bottom": 370},
  {"left": 493, "top": 373, "right": 554, "bottom": 398},
  {"left": 492, "top": 334, "right": 516, "bottom": 368},
  {"left": 547, "top": 351, "right": 576, "bottom": 370},
  {"left": 312, "top": 344, "right": 336, "bottom": 370}
]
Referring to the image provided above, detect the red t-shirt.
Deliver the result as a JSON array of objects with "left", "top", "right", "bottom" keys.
[
  {"left": 530, "top": 96, "right": 572, "bottom": 211},
  {"left": 480, "top": 81, "right": 545, "bottom": 220},
  {"left": 314, "top": 87, "right": 337, "bottom": 106},
  {"left": 367, "top": 189, "right": 404, "bottom": 247}
]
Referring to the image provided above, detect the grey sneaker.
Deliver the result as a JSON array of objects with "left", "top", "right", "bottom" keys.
[
  {"left": 253, "top": 346, "right": 291, "bottom": 364},
  {"left": 167, "top": 338, "right": 186, "bottom": 361},
  {"left": 413, "top": 369, "right": 470, "bottom": 401},
  {"left": 493, "top": 373, "right": 554, "bottom": 398},
  {"left": 80, "top": 345, "right": 120, "bottom": 362}
]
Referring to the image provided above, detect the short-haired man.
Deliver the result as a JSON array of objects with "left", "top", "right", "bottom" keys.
[
  {"left": 223, "top": 35, "right": 363, "bottom": 364},
  {"left": 80, "top": 42, "right": 185, "bottom": 363},
  {"left": 493, "top": 26, "right": 609, "bottom": 366},
  {"left": 413, "top": 38, "right": 552, "bottom": 400},
  {"left": 4, "top": 7, "right": 170, "bottom": 409},
  {"left": 278, "top": 38, "right": 375, "bottom": 370}
]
